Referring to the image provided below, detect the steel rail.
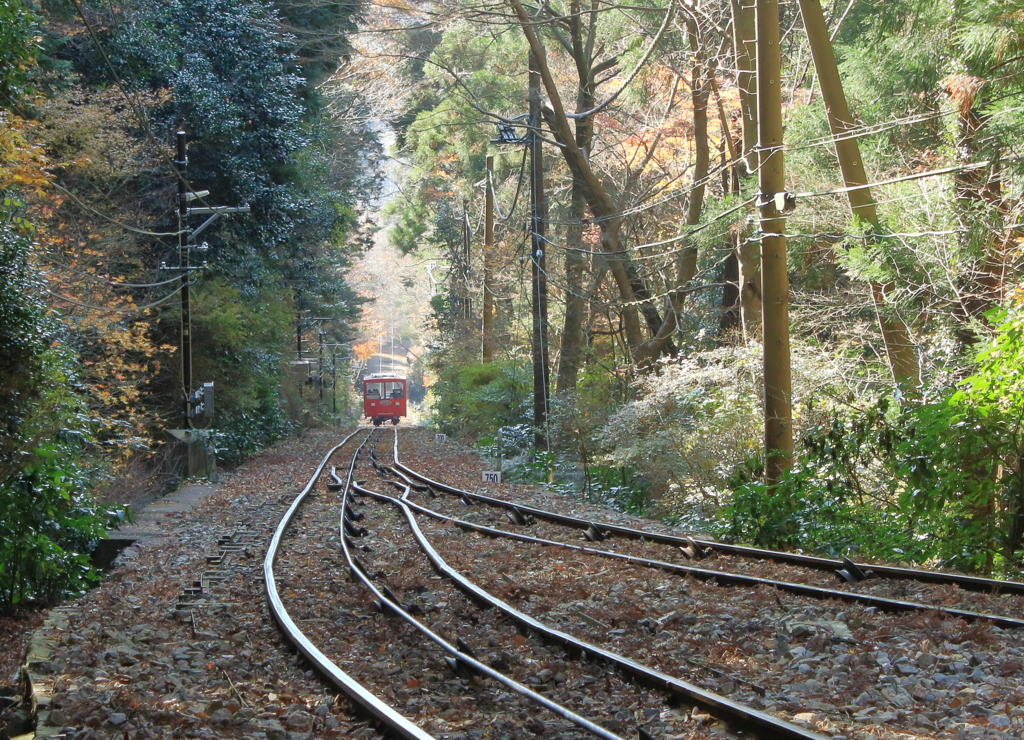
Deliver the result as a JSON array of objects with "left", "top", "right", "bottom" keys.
[
  {"left": 339, "top": 461, "right": 636, "bottom": 740},
  {"left": 390, "top": 430, "right": 1024, "bottom": 596},
  {"left": 354, "top": 480, "right": 829, "bottom": 740},
  {"left": 373, "top": 480, "right": 1024, "bottom": 629},
  {"left": 263, "top": 429, "right": 438, "bottom": 740}
]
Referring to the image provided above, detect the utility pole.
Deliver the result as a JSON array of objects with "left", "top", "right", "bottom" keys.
[
  {"left": 174, "top": 131, "right": 192, "bottom": 422},
  {"left": 482, "top": 154, "right": 495, "bottom": 363},
  {"left": 796, "top": 0, "right": 920, "bottom": 392},
  {"left": 322, "top": 342, "right": 350, "bottom": 419},
  {"left": 166, "top": 131, "right": 250, "bottom": 425},
  {"left": 529, "top": 50, "right": 550, "bottom": 450},
  {"left": 756, "top": 0, "right": 794, "bottom": 485}
]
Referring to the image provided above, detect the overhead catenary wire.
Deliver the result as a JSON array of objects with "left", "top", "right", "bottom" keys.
[{"left": 39, "top": 257, "right": 192, "bottom": 290}]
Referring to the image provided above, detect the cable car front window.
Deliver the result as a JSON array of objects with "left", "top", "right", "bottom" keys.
[{"left": 366, "top": 383, "right": 382, "bottom": 398}]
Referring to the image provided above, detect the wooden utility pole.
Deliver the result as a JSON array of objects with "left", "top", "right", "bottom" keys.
[
  {"left": 796, "top": 0, "right": 921, "bottom": 391},
  {"left": 756, "top": 0, "right": 793, "bottom": 485},
  {"left": 482, "top": 155, "right": 495, "bottom": 363},
  {"left": 529, "top": 50, "right": 550, "bottom": 449}
]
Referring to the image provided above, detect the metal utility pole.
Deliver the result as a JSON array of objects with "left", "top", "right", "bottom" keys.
[
  {"left": 482, "top": 154, "right": 495, "bottom": 363},
  {"left": 796, "top": 0, "right": 920, "bottom": 392},
  {"left": 174, "top": 131, "right": 192, "bottom": 422},
  {"left": 756, "top": 0, "right": 793, "bottom": 485},
  {"left": 322, "top": 342, "right": 350, "bottom": 419},
  {"left": 529, "top": 50, "right": 550, "bottom": 450}
]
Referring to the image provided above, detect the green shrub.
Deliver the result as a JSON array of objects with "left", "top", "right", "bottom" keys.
[
  {"left": 215, "top": 400, "right": 296, "bottom": 469},
  {"left": 0, "top": 200, "right": 129, "bottom": 612},
  {"left": 0, "top": 440, "right": 126, "bottom": 612},
  {"left": 724, "top": 308, "right": 1024, "bottom": 574},
  {"left": 429, "top": 359, "right": 532, "bottom": 439}
]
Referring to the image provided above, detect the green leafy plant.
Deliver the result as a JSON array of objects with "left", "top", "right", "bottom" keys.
[
  {"left": 724, "top": 307, "right": 1024, "bottom": 574},
  {"left": 0, "top": 440, "right": 127, "bottom": 612}
]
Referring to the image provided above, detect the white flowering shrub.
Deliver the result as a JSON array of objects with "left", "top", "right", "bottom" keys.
[{"left": 599, "top": 341, "right": 879, "bottom": 523}]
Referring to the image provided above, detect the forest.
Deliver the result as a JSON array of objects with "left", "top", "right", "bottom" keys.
[{"left": 1, "top": 0, "right": 1023, "bottom": 611}]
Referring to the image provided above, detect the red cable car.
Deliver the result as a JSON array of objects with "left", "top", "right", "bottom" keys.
[{"left": 363, "top": 374, "right": 407, "bottom": 426}]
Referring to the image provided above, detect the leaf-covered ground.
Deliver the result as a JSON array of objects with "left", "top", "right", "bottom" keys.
[{"left": 6, "top": 426, "right": 1024, "bottom": 740}]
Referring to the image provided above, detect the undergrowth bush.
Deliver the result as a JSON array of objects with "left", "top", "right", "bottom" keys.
[
  {"left": 215, "top": 398, "right": 296, "bottom": 469},
  {"left": 599, "top": 342, "right": 874, "bottom": 522},
  {"left": 0, "top": 439, "right": 126, "bottom": 612},
  {"left": 1, "top": 205, "right": 128, "bottom": 612},
  {"left": 725, "top": 306, "right": 1024, "bottom": 575},
  {"left": 429, "top": 358, "right": 532, "bottom": 440}
]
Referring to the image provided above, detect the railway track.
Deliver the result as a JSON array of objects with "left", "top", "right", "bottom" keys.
[
  {"left": 382, "top": 428, "right": 1024, "bottom": 738},
  {"left": 264, "top": 428, "right": 839, "bottom": 739},
  {"left": 388, "top": 430, "right": 1024, "bottom": 624},
  {"left": 263, "top": 426, "right": 1024, "bottom": 739}
]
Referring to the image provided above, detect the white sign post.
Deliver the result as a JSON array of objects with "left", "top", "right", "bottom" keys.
[
  {"left": 434, "top": 433, "right": 448, "bottom": 443},
  {"left": 482, "top": 471, "right": 501, "bottom": 484}
]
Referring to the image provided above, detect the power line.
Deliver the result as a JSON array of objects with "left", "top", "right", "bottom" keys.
[
  {"left": 535, "top": 151, "right": 1020, "bottom": 261},
  {"left": 794, "top": 151, "right": 1024, "bottom": 199},
  {"left": 45, "top": 285, "right": 186, "bottom": 314},
  {"left": 490, "top": 146, "right": 529, "bottom": 222},
  {"left": 41, "top": 258, "right": 189, "bottom": 290},
  {"left": 50, "top": 182, "right": 183, "bottom": 238}
]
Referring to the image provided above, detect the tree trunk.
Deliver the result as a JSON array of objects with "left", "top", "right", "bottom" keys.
[
  {"left": 732, "top": 0, "right": 758, "bottom": 173},
  {"left": 482, "top": 154, "right": 495, "bottom": 362},
  {"left": 510, "top": 0, "right": 658, "bottom": 364},
  {"left": 756, "top": 0, "right": 794, "bottom": 485},
  {"left": 730, "top": 0, "right": 762, "bottom": 338},
  {"left": 633, "top": 13, "right": 714, "bottom": 361},
  {"left": 943, "top": 72, "right": 1005, "bottom": 344},
  {"left": 557, "top": 167, "right": 588, "bottom": 393},
  {"left": 557, "top": 10, "right": 593, "bottom": 393},
  {"left": 715, "top": 90, "right": 741, "bottom": 335},
  {"left": 797, "top": 0, "right": 921, "bottom": 392},
  {"left": 529, "top": 53, "right": 550, "bottom": 448}
]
